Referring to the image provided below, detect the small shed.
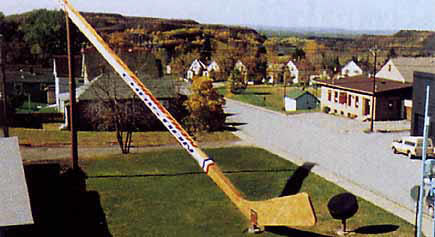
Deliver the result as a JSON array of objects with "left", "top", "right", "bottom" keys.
[{"left": 284, "top": 91, "right": 319, "bottom": 112}]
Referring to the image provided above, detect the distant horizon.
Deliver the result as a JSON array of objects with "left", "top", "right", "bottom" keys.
[
  {"left": 3, "top": 8, "right": 424, "bottom": 35},
  {"left": 2, "top": 0, "right": 435, "bottom": 32}
]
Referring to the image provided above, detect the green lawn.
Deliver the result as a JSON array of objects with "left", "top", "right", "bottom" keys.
[
  {"left": 219, "top": 84, "right": 321, "bottom": 113},
  {"left": 10, "top": 127, "right": 239, "bottom": 147},
  {"left": 83, "top": 147, "right": 415, "bottom": 236},
  {"left": 15, "top": 101, "right": 48, "bottom": 113}
]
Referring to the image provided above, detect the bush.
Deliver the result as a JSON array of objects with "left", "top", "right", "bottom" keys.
[{"left": 322, "top": 106, "right": 330, "bottom": 113}]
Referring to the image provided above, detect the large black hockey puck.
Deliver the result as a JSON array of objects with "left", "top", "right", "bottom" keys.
[{"left": 327, "top": 192, "right": 359, "bottom": 220}]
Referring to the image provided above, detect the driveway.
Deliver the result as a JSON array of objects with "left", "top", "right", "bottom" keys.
[{"left": 224, "top": 99, "right": 431, "bottom": 234}]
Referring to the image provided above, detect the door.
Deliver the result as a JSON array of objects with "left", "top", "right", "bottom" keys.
[{"left": 363, "top": 98, "right": 371, "bottom": 116}]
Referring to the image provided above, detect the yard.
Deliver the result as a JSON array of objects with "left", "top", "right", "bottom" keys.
[
  {"left": 10, "top": 126, "right": 239, "bottom": 147},
  {"left": 83, "top": 147, "right": 415, "bottom": 236},
  {"left": 218, "top": 84, "right": 320, "bottom": 113}
]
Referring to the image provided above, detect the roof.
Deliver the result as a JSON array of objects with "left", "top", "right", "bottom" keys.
[
  {"left": 83, "top": 47, "right": 160, "bottom": 81},
  {"left": 53, "top": 55, "right": 83, "bottom": 78},
  {"left": 390, "top": 57, "right": 435, "bottom": 83},
  {"left": 78, "top": 73, "right": 190, "bottom": 101},
  {"left": 4, "top": 70, "right": 53, "bottom": 83},
  {"left": 316, "top": 75, "right": 412, "bottom": 95},
  {"left": 286, "top": 90, "right": 316, "bottom": 100},
  {"left": 190, "top": 59, "right": 207, "bottom": 70},
  {"left": 342, "top": 61, "right": 362, "bottom": 71}
]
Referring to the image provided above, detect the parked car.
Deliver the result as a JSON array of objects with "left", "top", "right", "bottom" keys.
[{"left": 391, "top": 136, "right": 434, "bottom": 159}]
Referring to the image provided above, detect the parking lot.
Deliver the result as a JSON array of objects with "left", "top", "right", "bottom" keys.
[{"left": 225, "top": 99, "right": 425, "bottom": 228}]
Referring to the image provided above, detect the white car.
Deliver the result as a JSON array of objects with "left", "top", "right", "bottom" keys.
[{"left": 391, "top": 136, "right": 434, "bottom": 159}]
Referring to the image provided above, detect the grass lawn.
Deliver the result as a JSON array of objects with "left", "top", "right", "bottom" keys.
[
  {"left": 219, "top": 84, "right": 321, "bottom": 113},
  {"left": 15, "top": 101, "right": 48, "bottom": 113},
  {"left": 10, "top": 127, "right": 239, "bottom": 147},
  {"left": 83, "top": 147, "right": 415, "bottom": 236}
]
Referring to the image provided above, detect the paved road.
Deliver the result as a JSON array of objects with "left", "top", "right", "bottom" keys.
[{"left": 224, "top": 99, "right": 432, "bottom": 234}]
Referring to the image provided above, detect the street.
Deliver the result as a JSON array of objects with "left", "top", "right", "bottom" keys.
[{"left": 224, "top": 99, "right": 431, "bottom": 234}]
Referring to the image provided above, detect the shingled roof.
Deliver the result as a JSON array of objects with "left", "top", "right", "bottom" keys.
[
  {"left": 77, "top": 73, "right": 190, "bottom": 101},
  {"left": 83, "top": 47, "right": 160, "bottom": 81},
  {"left": 316, "top": 75, "right": 412, "bottom": 95},
  {"left": 4, "top": 70, "right": 53, "bottom": 83}
]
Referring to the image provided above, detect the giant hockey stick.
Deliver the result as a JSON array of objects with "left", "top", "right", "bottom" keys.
[{"left": 57, "top": 0, "right": 316, "bottom": 227}]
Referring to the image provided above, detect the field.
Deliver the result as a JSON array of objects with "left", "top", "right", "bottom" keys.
[{"left": 83, "top": 147, "right": 415, "bottom": 236}]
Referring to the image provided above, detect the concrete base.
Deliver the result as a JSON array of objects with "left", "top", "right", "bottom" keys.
[{"left": 247, "top": 225, "right": 263, "bottom": 234}]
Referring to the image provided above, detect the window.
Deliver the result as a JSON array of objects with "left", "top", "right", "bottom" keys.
[
  {"left": 388, "top": 64, "right": 392, "bottom": 72},
  {"left": 339, "top": 92, "right": 347, "bottom": 104},
  {"left": 328, "top": 90, "right": 332, "bottom": 101},
  {"left": 387, "top": 101, "right": 394, "bottom": 110},
  {"left": 355, "top": 96, "right": 359, "bottom": 108},
  {"left": 348, "top": 94, "right": 352, "bottom": 106},
  {"left": 334, "top": 91, "right": 338, "bottom": 103},
  {"left": 14, "top": 83, "right": 23, "bottom": 95}
]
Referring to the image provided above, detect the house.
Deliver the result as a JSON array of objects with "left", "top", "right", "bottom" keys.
[
  {"left": 341, "top": 60, "right": 363, "bottom": 77},
  {"left": 63, "top": 74, "right": 190, "bottom": 131},
  {"left": 317, "top": 75, "right": 412, "bottom": 121},
  {"left": 234, "top": 60, "right": 248, "bottom": 75},
  {"left": 4, "top": 67, "right": 54, "bottom": 104},
  {"left": 410, "top": 72, "right": 435, "bottom": 140},
  {"left": 53, "top": 55, "right": 85, "bottom": 112},
  {"left": 376, "top": 57, "right": 435, "bottom": 84},
  {"left": 207, "top": 60, "right": 220, "bottom": 73},
  {"left": 284, "top": 90, "right": 319, "bottom": 112},
  {"left": 206, "top": 60, "right": 221, "bottom": 81},
  {"left": 375, "top": 57, "right": 435, "bottom": 119},
  {"left": 187, "top": 59, "right": 207, "bottom": 80},
  {"left": 266, "top": 63, "right": 285, "bottom": 84},
  {"left": 57, "top": 47, "right": 161, "bottom": 113},
  {"left": 287, "top": 60, "right": 300, "bottom": 84}
]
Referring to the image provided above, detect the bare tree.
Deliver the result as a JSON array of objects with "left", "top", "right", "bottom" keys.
[{"left": 83, "top": 73, "right": 151, "bottom": 154}]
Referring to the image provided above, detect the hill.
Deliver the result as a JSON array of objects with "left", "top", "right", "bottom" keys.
[
  {"left": 252, "top": 25, "right": 396, "bottom": 38},
  {"left": 3, "top": 10, "right": 267, "bottom": 82}
]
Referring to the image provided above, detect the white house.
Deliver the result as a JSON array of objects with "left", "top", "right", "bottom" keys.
[
  {"left": 53, "top": 55, "right": 86, "bottom": 112},
  {"left": 376, "top": 57, "right": 435, "bottom": 84},
  {"left": 287, "top": 60, "right": 299, "bottom": 84},
  {"left": 187, "top": 59, "right": 207, "bottom": 79},
  {"left": 207, "top": 60, "right": 220, "bottom": 73},
  {"left": 234, "top": 60, "right": 247, "bottom": 73},
  {"left": 341, "top": 60, "right": 363, "bottom": 77}
]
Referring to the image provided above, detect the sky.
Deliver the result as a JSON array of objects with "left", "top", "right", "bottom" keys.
[{"left": 2, "top": 0, "right": 435, "bottom": 31}]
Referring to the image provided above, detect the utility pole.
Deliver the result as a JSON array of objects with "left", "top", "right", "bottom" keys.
[
  {"left": 0, "top": 35, "right": 9, "bottom": 137},
  {"left": 416, "top": 83, "right": 431, "bottom": 237},
  {"left": 369, "top": 46, "right": 379, "bottom": 132},
  {"left": 65, "top": 12, "right": 79, "bottom": 170}
]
